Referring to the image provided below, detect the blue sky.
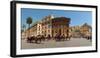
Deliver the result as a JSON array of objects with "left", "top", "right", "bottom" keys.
[{"left": 21, "top": 8, "right": 92, "bottom": 28}]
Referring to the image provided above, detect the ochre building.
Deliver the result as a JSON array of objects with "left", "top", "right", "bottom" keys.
[{"left": 22, "top": 15, "right": 70, "bottom": 38}]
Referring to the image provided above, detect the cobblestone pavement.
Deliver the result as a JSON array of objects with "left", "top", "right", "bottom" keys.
[{"left": 21, "top": 38, "right": 92, "bottom": 49}]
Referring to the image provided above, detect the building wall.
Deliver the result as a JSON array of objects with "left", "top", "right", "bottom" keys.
[
  {"left": 22, "top": 15, "right": 91, "bottom": 39},
  {"left": 69, "top": 24, "right": 92, "bottom": 38},
  {"left": 52, "top": 17, "right": 70, "bottom": 37},
  {"left": 22, "top": 15, "right": 70, "bottom": 38}
]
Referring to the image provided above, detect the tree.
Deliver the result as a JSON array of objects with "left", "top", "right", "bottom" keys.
[
  {"left": 26, "top": 17, "right": 33, "bottom": 37},
  {"left": 22, "top": 24, "right": 26, "bottom": 39},
  {"left": 22, "top": 24, "right": 26, "bottom": 31},
  {"left": 21, "top": 29, "right": 24, "bottom": 33}
]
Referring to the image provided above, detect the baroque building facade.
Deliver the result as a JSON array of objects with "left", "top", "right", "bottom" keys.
[
  {"left": 69, "top": 23, "right": 92, "bottom": 38},
  {"left": 22, "top": 15, "right": 70, "bottom": 38},
  {"left": 22, "top": 15, "right": 92, "bottom": 39}
]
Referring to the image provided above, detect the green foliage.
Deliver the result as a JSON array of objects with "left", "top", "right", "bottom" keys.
[{"left": 26, "top": 17, "right": 32, "bottom": 25}]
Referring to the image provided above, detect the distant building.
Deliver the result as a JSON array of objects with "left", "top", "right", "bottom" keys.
[
  {"left": 69, "top": 26, "right": 82, "bottom": 38},
  {"left": 69, "top": 23, "right": 92, "bottom": 38},
  {"left": 80, "top": 23, "right": 92, "bottom": 36}
]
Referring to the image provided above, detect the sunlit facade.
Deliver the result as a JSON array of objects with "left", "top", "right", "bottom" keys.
[
  {"left": 69, "top": 23, "right": 92, "bottom": 38},
  {"left": 22, "top": 15, "right": 70, "bottom": 38},
  {"left": 22, "top": 15, "right": 91, "bottom": 39}
]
